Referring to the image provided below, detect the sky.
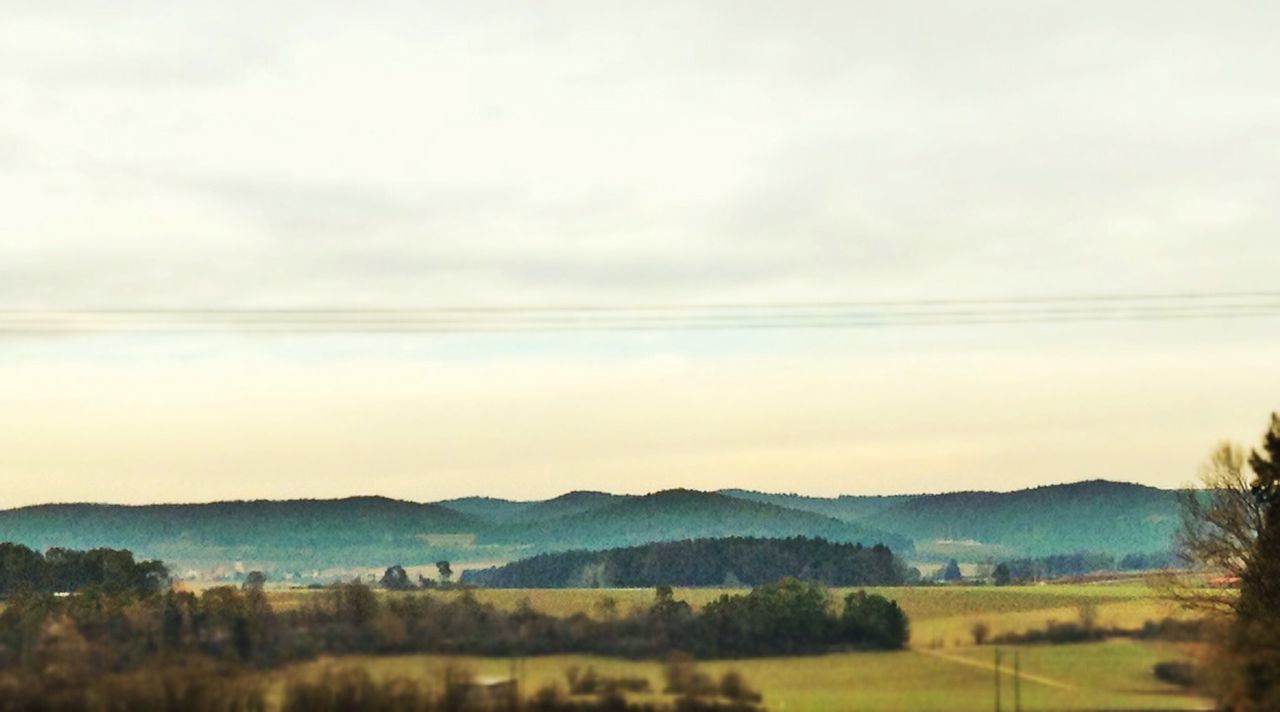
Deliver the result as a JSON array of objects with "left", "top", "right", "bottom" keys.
[{"left": 1, "top": 2, "right": 1277, "bottom": 506}]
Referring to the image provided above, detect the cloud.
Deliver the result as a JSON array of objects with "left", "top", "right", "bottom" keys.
[{"left": 2, "top": 2, "right": 1277, "bottom": 309}]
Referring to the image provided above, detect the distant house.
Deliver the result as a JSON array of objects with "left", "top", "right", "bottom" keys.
[{"left": 1208, "top": 574, "right": 1241, "bottom": 588}]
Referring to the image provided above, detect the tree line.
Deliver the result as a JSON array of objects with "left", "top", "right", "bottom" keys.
[
  {"left": 0, "top": 543, "right": 167, "bottom": 596},
  {"left": 463, "top": 536, "right": 909, "bottom": 588},
  {"left": 989, "top": 550, "right": 1178, "bottom": 584},
  {"left": 0, "top": 572, "right": 907, "bottom": 680}
]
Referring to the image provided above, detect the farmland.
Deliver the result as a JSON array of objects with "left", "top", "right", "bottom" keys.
[
  {"left": 266, "top": 580, "right": 1188, "bottom": 648},
  {"left": 273, "top": 640, "right": 1208, "bottom": 711},
  {"left": 255, "top": 581, "right": 1211, "bottom": 710}
]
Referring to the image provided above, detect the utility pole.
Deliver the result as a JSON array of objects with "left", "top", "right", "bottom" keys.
[
  {"left": 1014, "top": 650, "right": 1022, "bottom": 712},
  {"left": 994, "top": 647, "right": 1002, "bottom": 712}
]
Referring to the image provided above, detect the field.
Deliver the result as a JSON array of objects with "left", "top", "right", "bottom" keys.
[
  {"left": 262, "top": 582, "right": 1212, "bottom": 710},
  {"left": 274, "top": 641, "right": 1208, "bottom": 711},
  {"left": 267, "top": 580, "right": 1188, "bottom": 648}
]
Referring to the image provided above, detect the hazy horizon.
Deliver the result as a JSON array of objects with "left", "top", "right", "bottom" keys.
[{"left": 0, "top": 475, "right": 1191, "bottom": 510}]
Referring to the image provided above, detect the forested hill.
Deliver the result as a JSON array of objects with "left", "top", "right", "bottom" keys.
[
  {"left": 719, "top": 481, "right": 1180, "bottom": 559},
  {"left": 719, "top": 489, "right": 910, "bottom": 522},
  {"left": 862, "top": 480, "right": 1181, "bottom": 557},
  {"left": 463, "top": 536, "right": 909, "bottom": 588},
  {"left": 0, "top": 480, "right": 1177, "bottom": 573},
  {"left": 479, "top": 489, "right": 914, "bottom": 554},
  {"left": 0, "top": 497, "right": 482, "bottom": 571},
  {"left": 440, "top": 491, "right": 623, "bottom": 525}
]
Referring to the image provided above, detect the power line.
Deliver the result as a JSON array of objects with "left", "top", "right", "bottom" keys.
[{"left": 1, "top": 291, "right": 1278, "bottom": 334}]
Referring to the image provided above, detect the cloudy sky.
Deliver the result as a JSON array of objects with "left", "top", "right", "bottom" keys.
[{"left": 1, "top": 2, "right": 1277, "bottom": 506}]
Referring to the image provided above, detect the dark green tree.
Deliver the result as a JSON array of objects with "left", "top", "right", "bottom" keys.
[
  {"left": 842, "top": 590, "right": 909, "bottom": 649},
  {"left": 941, "top": 559, "right": 962, "bottom": 582},
  {"left": 435, "top": 560, "right": 453, "bottom": 585},
  {"left": 1234, "top": 414, "right": 1280, "bottom": 707},
  {"left": 242, "top": 571, "right": 267, "bottom": 591},
  {"left": 379, "top": 565, "right": 412, "bottom": 591},
  {"left": 992, "top": 562, "right": 1011, "bottom": 586}
]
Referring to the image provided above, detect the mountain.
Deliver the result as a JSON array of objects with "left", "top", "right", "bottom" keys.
[
  {"left": 861, "top": 480, "right": 1181, "bottom": 558},
  {"left": 506, "top": 491, "right": 623, "bottom": 524},
  {"left": 719, "top": 489, "right": 911, "bottom": 522},
  {"left": 0, "top": 480, "right": 1181, "bottom": 577},
  {"left": 437, "top": 491, "right": 623, "bottom": 526},
  {"left": 433, "top": 496, "right": 532, "bottom": 523},
  {"left": 464, "top": 536, "right": 908, "bottom": 588},
  {"left": 484, "top": 489, "right": 913, "bottom": 554},
  {"left": 0, "top": 497, "right": 485, "bottom": 572}
]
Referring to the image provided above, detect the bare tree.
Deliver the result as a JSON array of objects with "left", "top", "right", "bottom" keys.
[
  {"left": 1169, "top": 442, "right": 1263, "bottom": 614},
  {"left": 1171, "top": 413, "right": 1280, "bottom": 709}
]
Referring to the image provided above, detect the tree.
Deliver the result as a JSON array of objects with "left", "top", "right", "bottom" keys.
[
  {"left": 379, "top": 565, "right": 411, "bottom": 591},
  {"left": 992, "top": 563, "right": 1011, "bottom": 586},
  {"left": 971, "top": 621, "right": 990, "bottom": 645},
  {"left": 941, "top": 559, "right": 963, "bottom": 582},
  {"left": 841, "top": 590, "right": 909, "bottom": 649},
  {"left": 243, "top": 571, "right": 267, "bottom": 591},
  {"left": 1176, "top": 413, "right": 1280, "bottom": 709},
  {"left": 435, "top": 560, "right": 453, "bottom": 586}
]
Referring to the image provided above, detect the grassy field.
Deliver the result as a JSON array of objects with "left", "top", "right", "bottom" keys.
[
  {"left": 257, "top": 582, "right": 1211, "bottom": 710},
  {"left": 274, "top": 640, "right": 1209, "bottom": 711},
  {"left": 266, "top": 580, "right": 1188, "bottom": 650}
]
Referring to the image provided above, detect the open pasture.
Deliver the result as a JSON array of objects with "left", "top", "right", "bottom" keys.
[
  {"left": 266, "top": 581, "right": 1187, "bottom": 650},
  {"left": 275, "top": 639, "right": 1209, "bottom": 711}
]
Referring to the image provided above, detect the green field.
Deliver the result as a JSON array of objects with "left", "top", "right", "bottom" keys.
[
  {"left": 258, "top": 582, "right": 1211, "bottom": 710},
  {"left": 275, "top": 640, "right": 1207, "bottom": 711},
  {"left": 267, "top": 581, "right": 1187, "bottom": 650}
]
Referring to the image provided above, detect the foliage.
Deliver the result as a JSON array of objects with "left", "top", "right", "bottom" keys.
[
  {"left": 381, "top": 565, "right": 413, "bottom": 591},
  {"left": 0, "top": 656, "right": 266, "bottom": 712},
  {"left": 991, "top": 563, "right": 1011, "bottom": 586},
  {"left": 841, "top": 591, "right": 909, "bottom": 650},
  {"left": 480, "top": 490, "right": 913, "bottom": 555},
  {"left": 1176, "top": 413, "right": 1280, "bottom": 709},
  {"left": 997, "top": 550, "right": 1175, "bottom": 582},
  {"left": 939, "top": 559, "right": 962, "bottom": 582},
  {"left": 465, "top": 537, "right": 907, "bottom": 588},
  {"left": 0, "top": 545, "right": 167, "bottom": 596},
  {"left": 864, "top": 480, "right": 1182, "bottom": 557}
]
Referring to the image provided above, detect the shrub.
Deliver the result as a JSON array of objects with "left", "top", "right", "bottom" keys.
[{"left": 1153, "top": 661, "right": 1197, "bottom": 688}]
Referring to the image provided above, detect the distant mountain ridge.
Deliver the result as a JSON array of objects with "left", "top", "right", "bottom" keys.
[
  {"left": 0, "top": 480, "right": 1181, "bottom": 574},
  {"left": 479, "top": 489, "right": 912, "bottom": 554}
]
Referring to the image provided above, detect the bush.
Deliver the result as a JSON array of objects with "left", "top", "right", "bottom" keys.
[
  {"left": 282, "top": 667, "right": 433, "bottom": 712},
  {"left": 842, "top": 591, "right": 909, "bottom": 649},
  {"left": 0, "top": 658, "right": 266, "bottom": 712},
  {"left": 970, "top": 621, "right": 990, "bottom": 645},
  {"left": 1153, "top": 661, "right": 1197, "bottom": 688}
]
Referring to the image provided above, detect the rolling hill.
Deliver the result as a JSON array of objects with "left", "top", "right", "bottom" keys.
[
  {"left": 0, "top": 497, "right": 485, "bottom": 572},
  {"left": 0, "top": 480, "right": 1182, "bottom": 577},
  {"left": 719, "top": 489, "right": 911, "bottom": 522},
  {"left": 481, "top": 489, "right": 914, "bottom": 554},
  {"left": 860, "top": 480, "right": 1181, "bottom": 558}
]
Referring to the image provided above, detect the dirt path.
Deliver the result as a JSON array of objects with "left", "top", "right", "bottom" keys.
[{"left": 916, "top": 648, "right": 1078, "bottom": 691}]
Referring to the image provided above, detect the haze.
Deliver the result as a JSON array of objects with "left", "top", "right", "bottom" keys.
[{"left": 1, "top": 2, "right": 1277, "bottom": 506}]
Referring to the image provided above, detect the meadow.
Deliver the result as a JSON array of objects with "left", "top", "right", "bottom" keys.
[
  {"left": 267, "top": 580, "right": 1186, "bottom": 647},
  {"left": 273, "top": 640, "right": 1208, "bottom": 711},
  {"left": 260, "top": 581, "right": 1211, "bottom": 710}
]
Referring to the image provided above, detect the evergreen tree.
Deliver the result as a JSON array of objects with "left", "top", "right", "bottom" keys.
[
  {"left": 1233, "top": 414, "right": 1280, "bottom": 707},
  {"left": 992, "top": 563, "right": 1011, "bottom": 586},
  {"left": 941, "top": 559, "right": 963, "bottom": 582}
]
